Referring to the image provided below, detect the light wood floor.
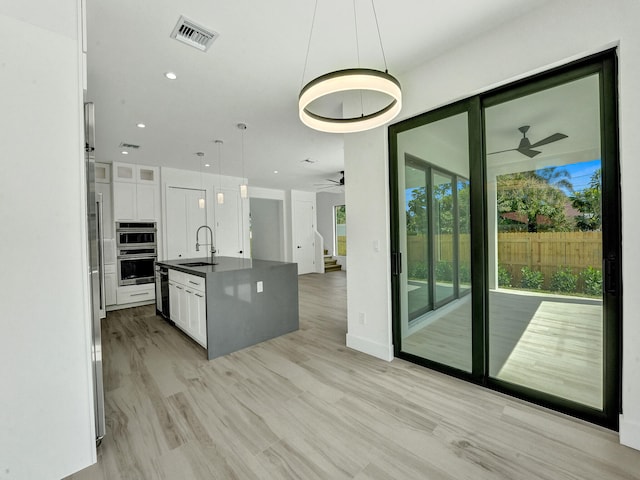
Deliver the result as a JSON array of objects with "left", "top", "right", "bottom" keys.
[
  {"left": 404, "top": 289, "right": 603, "bottom": 408},
  {"left": 68, "top": 272, "right": 639, "bottom": 480}
]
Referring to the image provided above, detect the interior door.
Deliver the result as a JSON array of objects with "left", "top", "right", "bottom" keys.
[{"left": 294, "top": 199, "right": 315, "bottom": 274}]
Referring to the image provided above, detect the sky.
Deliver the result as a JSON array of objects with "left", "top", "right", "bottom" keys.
[{"left": 550, "top": 159, "right": 600, "bottom": 192}]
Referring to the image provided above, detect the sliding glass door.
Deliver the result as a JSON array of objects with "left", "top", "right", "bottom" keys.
[
  {"left": 390, "top": 51, "right": 620, "bottom": 428},
  {"left": 393, "top": 106, "right": 473, "bottom": 373}
]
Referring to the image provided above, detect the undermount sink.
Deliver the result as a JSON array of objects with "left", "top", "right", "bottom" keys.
[{"left": 179, "top": 261, "right": 217, "bottom": 267}]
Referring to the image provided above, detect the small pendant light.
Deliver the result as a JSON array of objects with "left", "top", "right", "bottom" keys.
[
  {"left": 214, "top": 140, "right": 224, "bottom": 204},
  {"left": 237, "top": 123, "right": 249, "bottom": 199}
]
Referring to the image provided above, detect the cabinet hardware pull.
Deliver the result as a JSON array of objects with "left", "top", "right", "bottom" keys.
[
  {"left": 131, "top": 292, "right": 149, "bottom": 296},
  {"left": 186, "top": 289, "right": 193, "bottom": 294},
  {"left": 176, "top": 286, "right": 183, "bottom": 290},
  {"left": 189, "top": 280, "right": 200, "bottom": 285},
  {"left": 195, "top": 293, "right": 204, "bottom": 298}
]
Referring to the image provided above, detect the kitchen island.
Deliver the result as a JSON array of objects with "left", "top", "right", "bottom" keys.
[{"left": 157, "top": 257, "right": 299, "bottom": 360}]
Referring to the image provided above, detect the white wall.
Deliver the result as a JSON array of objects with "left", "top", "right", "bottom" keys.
[
  {"left": 316, "top": 191, "right": 346, "bottom": 269},
  {"left": 344, "top": 0, "right": 640, "bottom": 450},
  {"left": 345, "top": 128, "right": 394, "bottom": 361},
  {"left": 0, "top": 1, "right": 97, "bottom": 478}
]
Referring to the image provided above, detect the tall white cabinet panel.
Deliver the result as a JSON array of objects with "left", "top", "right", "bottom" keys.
[
  {"left": 215, "top": 188, "right": 247, "bottom": 257},
  {"left": 136, "top": 183, "right": 158, "bottom": 221},
  {"left": 113, "top": 182, "right": 136, "bottom": 221},
  {"left": 166, "top": 187, "right": 207, "bottom": 259},
  {"left": 112, "top": 162, "right": 160, "bottom": 222}
]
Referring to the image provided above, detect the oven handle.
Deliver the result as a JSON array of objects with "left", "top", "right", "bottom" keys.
[{"left": 117, "top": 255, "right": 158, "bottom": 260}]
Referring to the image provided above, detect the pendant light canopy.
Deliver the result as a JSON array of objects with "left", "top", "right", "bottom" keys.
[
  {"left": 298, "top": 0, "right": 401, "bottom": 133},
  {"left": 237, "top": 123, "right": 249, "bottom": 199},
  {"left": 214, "top": 140, "right": 224, "bottom": 205}
]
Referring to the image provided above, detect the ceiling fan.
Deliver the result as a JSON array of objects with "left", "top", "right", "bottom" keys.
[
  {"left": 488, "top": 125, "right": 568, "bottom": 158},
  {"left": 314, "top": 171, "right": 344, "bottom": 190}
]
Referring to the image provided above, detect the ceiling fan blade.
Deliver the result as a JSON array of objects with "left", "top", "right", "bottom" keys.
[
  {"left": 487, "top": 148, "right": 518, "bottom": 156},
  {"left": 519, "top": 149, "right": 541, "bottom": 158},
  {"left": 529, "top": 133, "right": 568, "bottom": 148}
]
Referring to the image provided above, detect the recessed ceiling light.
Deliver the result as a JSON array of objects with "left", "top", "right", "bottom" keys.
[
  {"left": 273, "top": 170, "right": 279, "bottom": 174},
  {"left": 205, "top": 163, "right": 210, "bottom": 167},
  {"left": 165, "top": 72, "right": 177, "bottom": 80},
  {"left": 136, "top": 123, "right": 146, "bottom": 128},
  {"left": 121, "top": 151, "right": 129, "bottom": 155}
]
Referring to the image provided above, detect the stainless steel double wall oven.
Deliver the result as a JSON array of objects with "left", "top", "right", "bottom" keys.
[{"left": 116, "top": 221, "right": 157, "bottom": 286}]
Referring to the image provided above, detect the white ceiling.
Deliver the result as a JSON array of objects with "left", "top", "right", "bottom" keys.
[{"left": 86, "top": 0, "right": 549, "bottom": 191}]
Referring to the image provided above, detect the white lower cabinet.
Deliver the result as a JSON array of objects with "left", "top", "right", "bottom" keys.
[
  {"left": 168, "top": 269, "right": 207, "bottom": 348},
  {"left": 116, "top": 283, "right": 155, "bottom": 305}
]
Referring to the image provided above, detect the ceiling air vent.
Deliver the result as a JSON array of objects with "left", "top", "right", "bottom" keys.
[
  {"left": 119, "top": 142, "right": 140, "bottom": 149},
  {"left": 170, "top": 15, "right": 218, "bottom": 52}
]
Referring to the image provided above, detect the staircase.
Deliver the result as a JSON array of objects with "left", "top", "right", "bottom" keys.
[{"left": 323, "top": 249, "right": 342, "bottom": 272}]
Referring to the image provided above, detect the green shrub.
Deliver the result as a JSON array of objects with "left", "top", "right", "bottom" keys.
[
  {"left": 436, "top": 261, "right": 453, "bottom": 282},
  {"left": 550, "top": 266, "right": 577, "bottom": 293},
  {"left": 581, "top": 266, "right": 602, "bottom": 296},
  {"left": 459, "top": 262, "right": 471, "bottom": 284},
  {"left": 409, "top": 261, "right": 428, "bottom": 280},
  {"left": 498, "top": 264, "right": 512, "bottom": 287},
  {"left": 521, "top": 266, "right": 543, "bottom": 290}
]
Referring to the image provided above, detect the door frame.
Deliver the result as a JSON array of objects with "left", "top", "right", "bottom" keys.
[{"left": 389, "top": 49, "right": 621, "bottom": 429}]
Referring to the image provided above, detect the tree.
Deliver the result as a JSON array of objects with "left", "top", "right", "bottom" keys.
[
  {"left": 405, "top": 179, "right": 469, "bottom": 235},
  {"left": 406, "top": 186, "right": 427, "bottom": 235},
  {"left": 571, "top": 168, "right": 601, "bottom": 231},
  {"left": 496, "top": 167, "right": 573, "bottom": 233}
]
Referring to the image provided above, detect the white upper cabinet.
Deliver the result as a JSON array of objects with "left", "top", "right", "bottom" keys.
[
  {"left": 112, "top": 162, "right": 160, "bottom": 222},
  {"left": 95, "top": 162, "right": 111, "bottom": 184}
]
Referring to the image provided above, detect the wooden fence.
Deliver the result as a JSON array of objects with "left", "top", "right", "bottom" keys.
[
  {"left": 498, "top": 231, "right": 601, "bottom": 289},
  {"left": 407, "top": 231, "right": 602, "bottom": 290}
]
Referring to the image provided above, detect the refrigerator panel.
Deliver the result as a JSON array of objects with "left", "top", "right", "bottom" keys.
[{"left": 85, "top": 102, "right": 106, "bottom": 442}]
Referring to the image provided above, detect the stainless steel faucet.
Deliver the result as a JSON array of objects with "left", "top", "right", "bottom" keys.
[{"left": 195, "top": 225, "right": 216, "bottom": 264}]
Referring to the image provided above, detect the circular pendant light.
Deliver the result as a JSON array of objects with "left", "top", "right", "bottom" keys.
[
  {"left": 298, "top": 0, "right": 401, "bottom": 134},
  {"left": 299, "top": 68, "right": 401, "bottom": 133}
]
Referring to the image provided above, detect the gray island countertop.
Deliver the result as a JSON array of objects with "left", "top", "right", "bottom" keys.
[
  {"left": 157, "top": 256, "right": 299, "bottom": 360},
  {"left": 157, "top": 256, "right": 293, "bottom": 276}
]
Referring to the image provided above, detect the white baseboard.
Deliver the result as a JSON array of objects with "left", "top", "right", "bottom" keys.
[
  {"left": 620, "top": 415, "right": 640, "bottom": 451},
  {"left": 346, "top": 334, "right": 393, "bottom": 362}
]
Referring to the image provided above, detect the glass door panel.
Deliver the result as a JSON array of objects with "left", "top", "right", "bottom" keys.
[
  {"left": 405, "top": 163, "right": 431, "bottom": 320},
  {"left": 458, "top": 178, "right": 471, "bottom": 296},
  {"left": 433, "top": 171, "right": 455, "bottom": 306},
  {"left": 396, "top": 111, "right": 472, "bottom": 373},
  {"left": 485, "top": 73, "right": 604, "bottom": 409}
]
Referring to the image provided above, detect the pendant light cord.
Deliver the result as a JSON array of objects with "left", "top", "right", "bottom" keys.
[
  {"left": 300, "top": 0, "right": 319, "bottom": 89},
  {"left": 353, "top": 0, "right": 364, "bottom": 117},
  {"left": 353, "top": 0, "right": 360, "bottom": 67},
  {"left": 371, "top": 0, "right": 388, "bottom": 72}
]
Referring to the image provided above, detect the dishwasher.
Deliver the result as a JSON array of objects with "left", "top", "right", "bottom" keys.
[{"left": 155, "top": 264, "right": 171, "bottom": 321}]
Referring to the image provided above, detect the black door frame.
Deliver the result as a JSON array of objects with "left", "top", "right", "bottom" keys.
[{"left": 389, "top": 49, "right": 621, "bottom": 429}]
